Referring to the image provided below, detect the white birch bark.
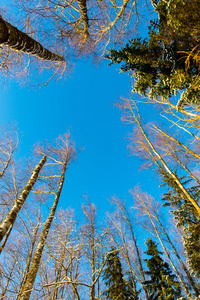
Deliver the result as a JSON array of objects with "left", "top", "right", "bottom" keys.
[
  {"left": 125, "top": 100, "right": 200, "bottom": 217},
  {"left": 18, "top": 157, "right": 68, "bottom": 300},
  {"left": 0, "top": 155, "right": 47, "bottom": 245}
]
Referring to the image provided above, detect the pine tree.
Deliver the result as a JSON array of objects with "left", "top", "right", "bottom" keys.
[
  {"left": 106, "top": 0, "right": 200, "bottom": 107},
  {"left": 161, "top": 171, "right": 200, "bottom": 278},
  {"left": 126, "top": 276, "right": 141, "bottom": 300},
  {"left": 144, "top": 238, "right": 182, "bottom": 300},
  {"left": 103, "top": 247, "right": 138, "bottom": 300}
]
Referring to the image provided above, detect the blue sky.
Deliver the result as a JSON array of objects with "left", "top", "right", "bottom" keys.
[{"left": 0, "top": 58, "right": 162, "bottom": 218}]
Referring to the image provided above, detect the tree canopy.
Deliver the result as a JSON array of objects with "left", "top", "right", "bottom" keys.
[
  {"left": 144, "top": 238, "right": 182, "bottom": 300},
  {"left": 106, "top": 0, "right": 200, "bottom": 107}
]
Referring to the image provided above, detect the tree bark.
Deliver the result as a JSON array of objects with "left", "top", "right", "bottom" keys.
[
  {"left": 77, "top": 0, "right": 89, "bottom": 35},
  {"left": 126, "top": 101, "right": 200, "bottom": 217},
  {"left": 0, "top": 16, "right": 65, "bottom": 62},
  {"left": 18, "top": 157, "right": 68, "bottom": 300},
  {"left": 0, "top": 155, "right": 47, "bottom": 245}
]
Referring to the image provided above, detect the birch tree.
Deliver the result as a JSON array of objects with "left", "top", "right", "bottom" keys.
[
  {"left": 120, "top": 99, "right": 200, "bottom": 218},
  {"left": 0, "top": 15, "right": 65, "bottom": 62},
  {"left": 107, "top": 197, "right": 150, "bottom": 299},
  {"left": 0, "top": 125, "right": 18, "bottom": 180},
  {"left": 77, "top": 199, "right": 108, "bottom": 300},
  {"left": 18, "top": 0, "right": 139, "bottom": 57},
  {"left": 131, "top": 187, "right": 199, "bottom": 299},
  {"left": 37, "top": 209, "right": 82, "bottom": 300},
  {"left": 0, "top": 155, "right": 47, "bottom": 247},
  {"left": 17, "top": 133, "right": 76, "bottom": 300}
]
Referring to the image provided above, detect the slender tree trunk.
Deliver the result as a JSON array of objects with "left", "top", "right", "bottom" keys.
[
  {"left": 0, "top": 224, "right": 12, "bottom": 255},
  {"left": 127, "top": 103, "right": 200, "bottom": 217},
  {"left": 18, "top": 158, "right": 68, "bottom": 300},
  {"left": 90, "top": 224, "right": 95, "bottom": 300},
  {"left": 153, "top": 125, "right": 200, "bottom": 161},
  {"left": 0, "top": 155, "right": 47, "bottom": 245},
  {"left": 115, "top": 200, "right": 147, "bottom": 280},
  {"left": 16, "top": 224, "right": 40, "bottom": 300},
  {"left": 135, "top": 193, "right": 193, "bottom": 300},
  {"left": 117, "top": 203, "right": 150, "bottom": 299},
  {"left": 0, "top": 153, "right": 12, "bottom": 179},
  {"left": 0, "top": 16, "right": 65, "bottom": 62},
  {"left": 153, "top": 209, "right": 200, "bottom": 297},
  {"left": 0, "top": 258, "right": 15, "bottom": 300},
  {"left": 52, "top": 236, "right": 68, "bottom": 300}
]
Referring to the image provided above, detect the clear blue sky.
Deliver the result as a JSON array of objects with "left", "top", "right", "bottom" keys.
[
  {"left": 0, "top": 0, "right": 160, "bottom": 218},
  {"left": 0, "top": 59, "right": 162, "bottom": 218}
]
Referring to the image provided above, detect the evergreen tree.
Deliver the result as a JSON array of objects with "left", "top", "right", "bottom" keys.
[
  {"left": 161, "top": 171, "right": 200, "bottom": 278},
  {"left": 106, "top": 0, "right": 200, "bottom": 107},
  {"left": 103, "top": 247, "right": 139, "bottom": 300},
  {"left": 126, "top": 276, "right": 141, "bottom": 300},
  {"left": 144, "top": 238, "right": 182, "bottom": 300}
]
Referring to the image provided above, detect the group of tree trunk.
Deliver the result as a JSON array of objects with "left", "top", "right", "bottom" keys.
[
  {"left": 0, "top": 129, "right": 77, "bottom": 299},
  {"left": 0, "top": 124, "right": 199, "bottom": 299},
  {"left": 1, "top": 0, "right": 200, "bottom": 299},
  {"left": 1, "top": 0, "right": 200, "bottom": 92}
]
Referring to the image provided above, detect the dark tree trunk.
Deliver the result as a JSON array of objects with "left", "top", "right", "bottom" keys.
[
  {"left": 77, "top": 0, "right": 89, "bottom": 35},
  {"left": 0, "top": 16, "right": 65, "bottom": 62}
]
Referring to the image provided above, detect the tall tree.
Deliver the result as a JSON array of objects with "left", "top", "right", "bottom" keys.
[
  {"left": 0, "top": 15, "right": 65, "bottom": 62},
  {"left": 144, "top": 238, "right": 182, "bottom": 300},
  {"left": 18, "top": 133, "right": 76, "bottom": 300},
  {"left": 0, "top": 155, "right": 47, "bottom": 247},
  {"left": 120, "top": 99, "right": 200, "bottom": 218},
  {"left": 161, "top": 171, "right": 200, "bottom": 278},
  {"left": 81, "top": 200, "right": 99, "bottom": 300},
  {"left": 107, "top": 198, "right": 149, "bottom": 298},
  {"left": 131, "top": 187, "right": 199, "bottom": 299},
  {"left": 118, "top": 98, "right": 200, "bottom": 280},
  {"left": 106, "top": 0, "right": 200, "bottom": 107},
  {"left": 103, "top": 247, "right": 136, "bottom": 300}
]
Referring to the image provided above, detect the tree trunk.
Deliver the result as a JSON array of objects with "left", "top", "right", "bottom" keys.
[
  {"left": 127, "top": 102, "right": 200, "bottom": 217},
  {"left": 153, "top": 208, "right": 200, "bottom": 297},
  {"left": 77, "top": 0, "right": 89, "bottom": 35},
  {"left": 0, "top": 155, "right": 47, "bottom": 245},
  {"left": 137, "top": 195, "right": 193, "bottom": 300},
  {"left": 0, "top": 16, "right": 65, "bottom": 62},
  {"left": 18, "top": 158, "right": 68, "bottom": 300}
]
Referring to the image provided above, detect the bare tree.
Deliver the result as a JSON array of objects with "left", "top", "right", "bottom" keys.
[
  {"left": 18, "top": 133, "right": 76, "bottom": 300},
  {"left": 6, "top": 0, "right": 141, "bottom": 68},
  {"left": 0, "top": 155, "right": 47, "bottom": 247},
  {"left": 0, "top": 126, "right": 18, "bottom": 180},
  {"left": 109, "top": 197, "right": 150, "bottom": 298},
  {"left": 37, "top": 208, "right": 82, "bottom": 300},
  {"left": 131, "top": 187, "right": 199, "bottom": 299},
  {"left": 119, "top": 99, "right": 200, "bottom": 218}
]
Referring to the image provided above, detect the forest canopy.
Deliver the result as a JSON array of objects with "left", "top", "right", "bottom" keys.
[{"left": 0, "top": 0, "right": 200, "bottom": 299}]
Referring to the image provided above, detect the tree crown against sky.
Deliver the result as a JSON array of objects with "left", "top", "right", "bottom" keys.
[
  {"left": 1, "top": 0, "right": 200, "bottom": 299},
  {"left": 144, "top": 238, "right": 182, "bottom": 300},
  {"left": 106, "top": 0, "right": 200, "bottom": 108},
  {"left": 0, "top": 0, "right": 142, "bottom": 81},
  {"left": 103, "top": 247, "right": 140, "bottom": 300}
]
